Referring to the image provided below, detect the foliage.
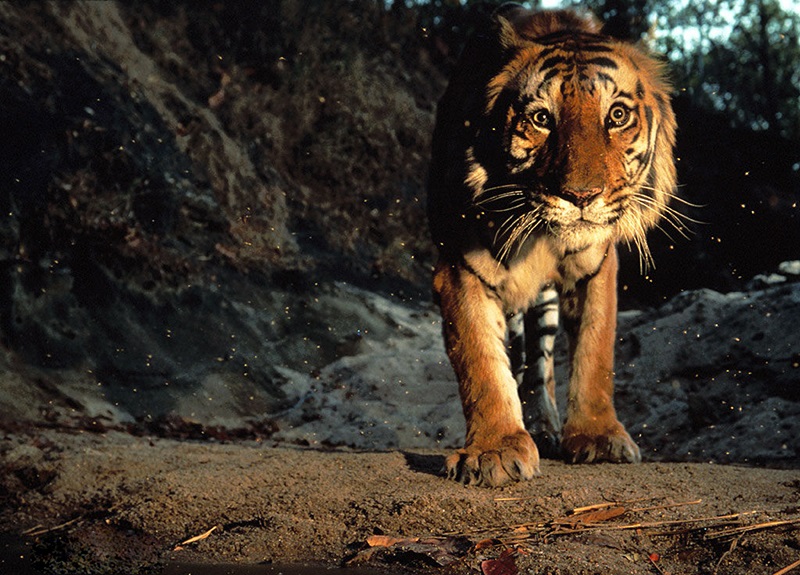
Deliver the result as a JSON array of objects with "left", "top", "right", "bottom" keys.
[
  {"left": 656, "top": 0, "right": 800, "bottom": 141},
  {"left": 567, "top": 0, "right": 656, "bottom": 39}
]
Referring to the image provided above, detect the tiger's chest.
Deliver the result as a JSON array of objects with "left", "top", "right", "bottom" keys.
[{"left": 462, "top": 236, "right": 609, "bottom": 313}]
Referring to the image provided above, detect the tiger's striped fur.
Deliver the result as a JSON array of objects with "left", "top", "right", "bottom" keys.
[
  {"left": 429, "top": 5, "right": 677, "bottom": 486},
  {"left": 513, "top": 285, "right": 561, "bottom": 457}
]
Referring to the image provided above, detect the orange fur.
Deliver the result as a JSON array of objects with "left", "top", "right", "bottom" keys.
[{"left": 428, "top": 6, "right": 676, "bottom": 486}]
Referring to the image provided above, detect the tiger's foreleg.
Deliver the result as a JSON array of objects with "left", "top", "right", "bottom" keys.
[
  {"left": 519, "top": 286, "right": 562, "bottom": 458},
  {"left": 559, "top": 248, "right": 641, "bottom": 463},
  {"left": 434, "top": 260, "right": 540, "bottom": 487}
]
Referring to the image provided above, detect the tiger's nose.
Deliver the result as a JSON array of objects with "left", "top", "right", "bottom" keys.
[{"left": 557, "top": 186, "right": 603, "bottom": 208}]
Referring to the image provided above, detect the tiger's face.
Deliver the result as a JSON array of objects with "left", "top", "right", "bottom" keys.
[{"left": 464, "top": 19, "right": 677, "bottom": 263}]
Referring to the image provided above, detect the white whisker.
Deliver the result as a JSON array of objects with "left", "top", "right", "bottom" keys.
[
  {"left": 632, "top": 193, "right": 702, "bottom": 228},
  {"left": 637, "top": 184, "right": 706, "bottom": 210},
  {"left": 631, "top": 195, "right": 698, "bottom": 242}
]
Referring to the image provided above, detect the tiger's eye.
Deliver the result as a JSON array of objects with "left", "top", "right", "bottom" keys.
[
  {"left": 531, "top": 109, "right": 552, "bottom": 129},
  {"left": 607, "top": 103, "right": 631, "bottom": 128}
]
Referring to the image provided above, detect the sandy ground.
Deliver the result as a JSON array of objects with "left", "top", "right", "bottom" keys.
[{"left": 1, "top": 428, "right": 799, "bottom": 575}]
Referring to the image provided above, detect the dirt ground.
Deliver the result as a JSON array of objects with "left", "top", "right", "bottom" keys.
[{"left": 1, "top": 427, "right": 798, "bottom": 575}]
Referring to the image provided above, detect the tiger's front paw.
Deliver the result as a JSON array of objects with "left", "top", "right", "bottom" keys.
[
  {"left": 445, "top": 430, "right": 540, "bottom": 487},
  {"left": 562, "top": 422, "right": 641, "bottom": 464}
]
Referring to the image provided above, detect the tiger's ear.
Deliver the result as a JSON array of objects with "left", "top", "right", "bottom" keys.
[
  {"left": 493, "top": 4, "right": 602, "bottom": 47},
  {"left": 492, "top": 4, "right": 527, "bottom": 49}
]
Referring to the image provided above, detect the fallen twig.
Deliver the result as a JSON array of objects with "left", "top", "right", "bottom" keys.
[
  {"left": 773, "top": 557, "right": 800, "bottom": 575},
  {"left": 647, "top": 551, "right": 666, "bottom": 575},
  {"left": 178, "top": 525, "right": 218, "bottom": 546},
  {"left": 705, "top": 517, "right": 800, "bottom": 540},
  {"left": 713, "top": 534, "right": 743, "bottom": 575},
  {"left": 570, "top": 497, "right": 650, "bottom": 514},
  {"left": 550, "top": 511, "right": 753, "bottom": 536},
  {"left": 444, "top": 498, "right": 707, "bottom": 539},
  {"left": 22, "top": 516, "right": 82, "bottom": 537}
]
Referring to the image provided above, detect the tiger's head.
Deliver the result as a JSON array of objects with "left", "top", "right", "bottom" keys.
[{"left": 428, "top": 6, "right": 678, "bottom": 266}]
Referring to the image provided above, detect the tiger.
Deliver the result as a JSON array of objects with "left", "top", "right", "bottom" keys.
[{"left": 427, "top": 4, "right": 677, "bottom": 487}]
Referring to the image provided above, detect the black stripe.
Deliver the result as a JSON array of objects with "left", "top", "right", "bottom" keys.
[
  {"left": 536, "top": 81, "right": 554, "bottom": 100},
  {"left": 631, "top": 148, "right": 653, "bottom": 181},
  {"left": 654, "top": 92, "right": 669, "bottom": 117},
  {"left": 540, "top": 55, "right": 567, "bottom": 71},
  {"left": 534, "top": 30, "right": 579, "bottom": 45},
  {"left": 620, "top": 115, "right": 640, "bottom": 135},
  {"left": 585, "top": 57, "right": 618, "bottom": 69},
  {"left": 631, "top": 151, "right": 647, "bottom": 165},
  {"left": 537, "top": 45, "right": 560, "bottom": 60},
  {"left": 580, "top": 44, "right": 615, "bottom": 53},
  {"left": 534, "top": 326, "right": 559, "bottom": 337},
  {"left": 460, "top": 255, "right": 502, "bottom": 297},
  {"left": 644, "top": 105, "right": 654, "bottom": 133},
  {"left": 542, "top": 67, "right": 561, "bottom": 83}
]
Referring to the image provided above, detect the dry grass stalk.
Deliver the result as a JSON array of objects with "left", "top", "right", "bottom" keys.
[
  {"left": 704, "top": 517, "right": 800, "bottom": 540},
  {"left": 647, "top": 551, "right": 667, "bottom": 575},
  {"left": 570, "top": 497, "right": 653, "bottom": 514},
  {"left": 585, "top": 511, "right": 752, "bottom": 534},
  {"left": 436, "top": 493, "right": 800, "bottom": 573},
  {"left": 772, "top": 557, "right": 800, "bottom": 575},
  {"left": 22, "top": 516, "right": 82, "bottom": 536},
  {"left": 179, "top": 525, "right": 218, "bottom": 546}
]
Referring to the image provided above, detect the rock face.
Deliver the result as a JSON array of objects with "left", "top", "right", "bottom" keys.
[
  {"left": 0, "top": 1, "right": 438, "bottom": 428},
  {"left": 0, "top": 2, "right": 797, "bottom": 469},
  {"left": 615, "top": 271, "right": 800, "bottom": 465}
]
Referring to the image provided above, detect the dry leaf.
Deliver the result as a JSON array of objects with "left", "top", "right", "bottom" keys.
[
  {"left": 481, "top": 550, "right": 518, "bottom": 575},
  {"left": 575, "top": 506, "right": 627, "bottom": 523},
  {"left": 473, "top": 538, "right": 502, "bottom": 550},
  {"left": 555, "top": 505, "right": 627, "bottom": 528}
]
